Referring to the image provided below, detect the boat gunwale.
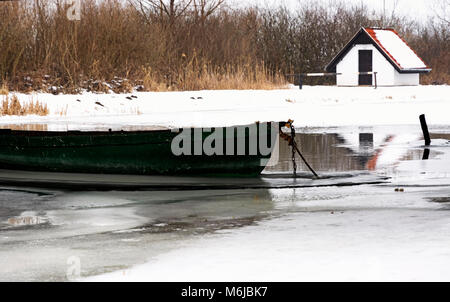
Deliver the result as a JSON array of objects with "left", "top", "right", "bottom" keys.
[
  {"left": 0, "top": 121, "right": 280, "bottom": 137},
  {"left": 0, "top": 128, "right": 174, "bottom": 137}
]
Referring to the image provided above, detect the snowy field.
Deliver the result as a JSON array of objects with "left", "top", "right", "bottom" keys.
[{"left": 1, "top": 85, "right": 449, "bottom": 129}]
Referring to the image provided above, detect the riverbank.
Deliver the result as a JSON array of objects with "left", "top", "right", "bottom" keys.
[{"left": 0, "top": 85, "right": 448, "bottom": 129}]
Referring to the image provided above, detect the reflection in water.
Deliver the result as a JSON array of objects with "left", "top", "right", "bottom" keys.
[
  {"left": 0, "top": 123, "right": 168, "bottom": 132},
  {"left": 266, "top": 132, "right": 443, "bottom": 173},
  {"left": 0, "top": 124, "right": 48, "bottom": 131},
  {"left": 266, "top": 133, "right": 373, "bottom": 173},
  {"left": 359, "top": 133, "right": 373, "bottom": 155},
  {"left": 430, "top": 133, "right": 450, "bottom": 140}
]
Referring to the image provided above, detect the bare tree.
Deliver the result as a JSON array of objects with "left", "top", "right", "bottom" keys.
[
  {"left": 389, "top": 0, "right": 399, "bottom": 19},
  {"left": 129, "top": 0, "right": 193, "bottom": 25},
  {"left": 193, "top": 0, "right": 225, "bottom": 23},
  {"left": 431, "top": 0, "right": 450, "bottom": 25}
]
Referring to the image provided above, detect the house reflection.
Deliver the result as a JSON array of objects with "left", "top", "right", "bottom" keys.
[
  {"left": 265, "top": 133, "right": 374, "bottom": 173},
  {"left": 265, "top": 131, "right": 432, "bottom": 173}
]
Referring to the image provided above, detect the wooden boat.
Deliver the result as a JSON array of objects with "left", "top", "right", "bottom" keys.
[{"left": 0, "top": 122, "right": 281, "bottom": 177}]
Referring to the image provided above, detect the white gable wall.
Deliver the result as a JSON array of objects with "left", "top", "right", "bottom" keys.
[
  {"left": 336, "top": 44, "right": 419, "bottom": 86},
  {"left": 336, "top": 44, "right": 394, "bottom": 86},
  {"left": 336, "top": 45, "right": 360, "bottom": 86},
  {"left": 394, "top": 71, "right": 419, "bottom": 85}
]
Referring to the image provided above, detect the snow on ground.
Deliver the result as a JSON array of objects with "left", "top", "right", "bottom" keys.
[
  {"left": 1, "top": 85, "right": 448, "bottom": 129},
  {"left": 86, "top": 184, "right": 450, "bottom": 282}
]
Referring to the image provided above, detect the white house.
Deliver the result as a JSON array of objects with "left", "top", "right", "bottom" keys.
[{"left": 326, "top": 27, "right": 431, "bottom": 86}]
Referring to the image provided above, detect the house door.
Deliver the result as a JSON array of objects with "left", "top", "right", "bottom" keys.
[{"left": 358, "top": 50, "right": 372, "bottom": 85}]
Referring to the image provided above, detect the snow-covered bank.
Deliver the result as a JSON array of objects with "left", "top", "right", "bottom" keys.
[{"left": 1, "top": 85, "right": 448, "bottom": 129}]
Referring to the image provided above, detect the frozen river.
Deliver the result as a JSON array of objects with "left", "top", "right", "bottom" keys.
[{"left": 0, "top": 125, "right": 449, "bottom": 281}]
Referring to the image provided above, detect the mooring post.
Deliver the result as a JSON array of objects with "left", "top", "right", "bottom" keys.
[
  {"left": 374, "top": 72, "right": 378, "bottom": 89},
  {"left": 419, "top": 114, "right": 431, "bottom": 146}
]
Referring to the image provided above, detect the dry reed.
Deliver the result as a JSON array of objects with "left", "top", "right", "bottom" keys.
[
  {"left": 0, "top": 0, "right": 447, "bottom": 93},
  {"left": 1, "top": 94, "right": 49, "bottom": 116}
]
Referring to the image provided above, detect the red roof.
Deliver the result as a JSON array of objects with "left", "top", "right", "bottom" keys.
[
  {"left": 326, "top": 27, "right": 431, "bottom": 73},
  {"left": 364, "top": 27, "right": 429, "bottom": 70}
]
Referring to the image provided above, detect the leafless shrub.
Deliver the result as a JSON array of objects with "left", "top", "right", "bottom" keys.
[{"left": 0, "top": 0, "right": 447, "bottom": 92}]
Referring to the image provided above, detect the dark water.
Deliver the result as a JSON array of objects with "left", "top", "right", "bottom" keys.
[
  {"left": 266, "top": 131, "right": 442, "bottom": 173},
  {"left": 268, "top": 133, "right": 369, "bottom": 172}
]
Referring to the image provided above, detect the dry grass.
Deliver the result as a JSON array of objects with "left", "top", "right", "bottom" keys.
[
  {"left": 85, "top": 81, "right": 111, "bottom": 94},
  {"left": 113, "top": 79, "right": 134, "bottom": 94},
  {"left": 56, "top": 105, "right": 68, "bottom": 116},
  {"left": 0, "top": 82, "right": 8, "bottom": 95},
  {"left": 141, "top": 67, "right": 170, "bottom": 92},
  {"left": 1, "top": 94, "right": 49, "bottom": 116},
  {"left": 0, "top": 0, "right": 447, "bottom": 93},
  {"left": 0, "top": 0, "right": 291, "bottom": 93},
  {"left": 182, "top": 63, "right": 286, "bottom": 91},
  {"left": 140, "top": 63, "right": 286, "bottom": 92},
  {"left": 420, "top": 53, "right": 450, "bottom": 85}
]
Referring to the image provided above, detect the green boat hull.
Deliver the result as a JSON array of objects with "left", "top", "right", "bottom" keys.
[{"left": 0, "top": 122, "right": 280, "bottom": 177}]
